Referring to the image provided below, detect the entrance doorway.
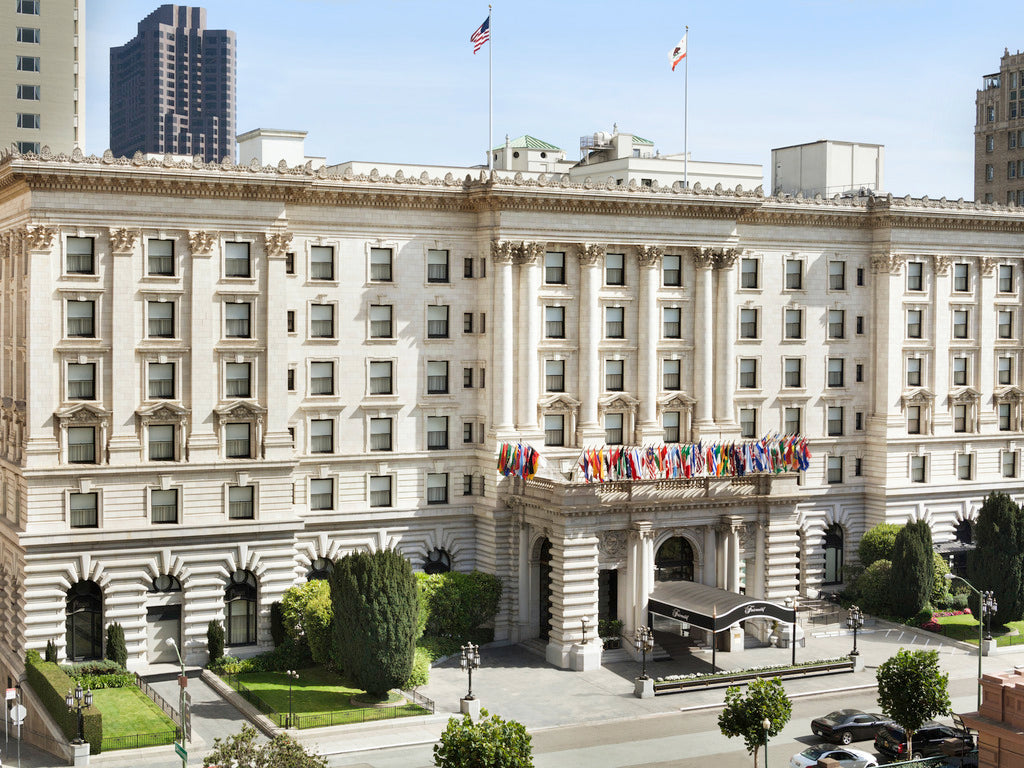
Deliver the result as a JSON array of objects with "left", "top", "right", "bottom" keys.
[
  {"left": 147, "top": 605, "right": 181, "bottom": 663},
  {"left": 538, "top": 539, "right": 552, "bottom": 640},
  {"left": 655, "top": 537, "right": 695, "bottom": 582},
  {"left": 598, "top": 569, "right": 618, "bottom": 622}
]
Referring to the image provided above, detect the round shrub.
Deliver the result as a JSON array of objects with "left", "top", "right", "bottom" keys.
[
  {"left": 855, "top": 558, "right": 894, "bottom": 615},
  {"left": 858, "top": 523, "right": 901, "bottom": 567}
]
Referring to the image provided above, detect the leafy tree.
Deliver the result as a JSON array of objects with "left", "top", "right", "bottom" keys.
[
  {"left": 207, "top": 620, "right": 224, "bottom": 664},
  {"left": 202, "top": 724, "right": 328, "bottom": 768},
  {"left": 44, "top": 639, "right": 58, "bottom": 664},
  {"left": 331, "top": 548, "right": 418, "bottom": 698},
  {"left": 281, "top": 579, "right": 333, "bottom": 665},
  {"left": 858, "top": 523, "right": 902, "bottom": 567},
  {"left": 907, "top": 519, "right": 935, "bottom": 601},
  {"left": 105, "top": 622, "right": 127, "bottom": 668},
  {"left": 417, "top": 571, "right": 504, "bottom": 640},
  {"left": 854, "top": 559, "right": 894, "bottom": 615},
  {"left": 890, "top": 525, "right": 932, "bottom": 617},
  {"left": 931, "top": 551, "right": 952, "bottom": 606},
  {"left": 969, "top": 492, "right": 1024, "bottom": 625},
  {"left": 433, "top": 709, "right": 533, "bottom": 768},
  {"left": 717, "top": 678, "right": 792, "bottom": 768},
  {"left": 876, "top": 649, "right": 951, "bottom": 758}
]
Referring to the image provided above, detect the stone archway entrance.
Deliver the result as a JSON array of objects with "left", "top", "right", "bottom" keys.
[{"left": 655, "top": 537, "right": 695, "bottom": 582}]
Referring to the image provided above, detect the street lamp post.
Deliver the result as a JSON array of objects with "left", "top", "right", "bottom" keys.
[
  {"left": 762, "top": 717, "right": 771, "bottom": 768},
  {"left": 846, "top": 605, "right": 864, "bottom": 657},
  {"left": 460, "top": 642, "right": 480, "bottom": 700},
  {"left": 64, "top": 684, "right": 93, "bottom": 745},
  {"left": 580, "top": 616, "right": 590, "bottom": 646},
  {"left": 165, "top": 637, "right": 188, "bottom": 767},
  {"left": 285, "top": 669, "right": 299, "bottom": 728},
  {"left": 634, "top": 625, "right": 654, "bottom": 680},
  {"left": 982, "top": 591, "right": 998, "bottom": 642},
  {"left": 944, "top": 568, "right": 984, "bottom": 709}
]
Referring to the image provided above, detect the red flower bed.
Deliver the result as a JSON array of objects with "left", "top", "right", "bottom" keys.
[{"left": 921, "top": 620, "right": 942, "bottom": 632}]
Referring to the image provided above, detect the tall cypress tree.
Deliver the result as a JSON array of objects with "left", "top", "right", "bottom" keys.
[
  {"left": 906, "top": 519, "right": 935, "bottom": 604},
  {"left": 330, "top": 549, "right": 418, "bottom": 699},
  {"left": 891, "top": 525, "right": 931, "bottom": 618},
  {"left": 969, "top": 492, "right": 1024, "bottom": 626}
]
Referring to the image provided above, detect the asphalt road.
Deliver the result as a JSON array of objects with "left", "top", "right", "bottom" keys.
[{"left": 328, "top": 677, "right": 980, "bottom": 768}]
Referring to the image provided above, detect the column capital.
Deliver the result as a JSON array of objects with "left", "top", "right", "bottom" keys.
[
  {"left": 870, "top": 252, "right": 904, "bottom": 274},
  {"left": 516, "top": 241, "right": 545, "bottom": 265},
  {"left": 713, "top": 248, "right": 741, "bottom": 270},
  {"left": 490, "top": 239, "right": 517, "bottom": 264},
  {"left": 933, "top": 254, "right": 953, "bottom": 275},
  {"left": 980, "top": 256, "right": 998, "bottom": 276},
  {"left": 22, "top": 224, "right": 56, "bottom": 251},
  {"left": 629, "top": 523, "right": 655, "bottom": 541},
  {"left": 577, "top": 242, "right": 605, "bottom": 266},
  {"left": 690, "top": 246, "right": 716, "bottom": 270},
  {"left": 263, "top": 230, "right": 293, "bottom": 259},
  {"left": 637, "top": 245, "right": 663, "bottom": 268},
  {"left": 188, "top": 230, "right": 217, "bottom": 256},
  {"left": 108, "top": 228, "right": 140, "bottom": 254}
]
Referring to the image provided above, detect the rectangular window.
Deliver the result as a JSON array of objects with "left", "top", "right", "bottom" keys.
[
  {"left": 953, "top": 404, "right": 968, "bottom": 433},
  {"left": 479, "top": 313, "right": 486, "bottom": 334},
  {"left": 907, "top": 309, "right": 922, "bottom": 339},
  {"left": 545, "top": 306, "right": 565, "bottom": 338},
  {"left": 953, "top": 356, "right": 968, "bottom": 386},
  {"left": 463, "top": 367, "right": 474, "bottom": 388},
  {"left": 957, "top": 453, "right": 973, "bottom": 480},
  {"left": 663, "top": 359, "right": 681, "bottom": 391},
  {"left": 369, "top": 305, "right": 393, "bottom": 338},
  {"left": 605, "top": 306, "right": 624, "bottom": 338},
  {"left": 605, "top": 359, "right": 624, "bottom": 391},
  {"left": 224, "top": 242, "right": 251, "bottom": 278},
  {"left": 740, "top": 258, "right": 758, "bottom": 289},
  {"left": 1003, "top": 452, "right": 1018, "bottom": 478},
  {"left": 952, "top": 309, "right": 969, "bottom": 339},
  {"left": 856, "top": 364, "right": 863, "bottom": 383},
  {"left": 739, "top": 358, "right": 757, "bottom": 388},
  {"left": 544, "top": 414, "right": 565, "bottom": 447},
  {"left": 67, "top": 300, "right": 95, "bottom": 338},
  {"left": 69, "top": 492, "right": 98, "bottom": 528},
  {"left": 827, "top": 309, "right": 845, "bottom": 339},
  {"left": 287, "top": 368, "right": 296, "bottom": 392},
  {"left": 545, "top": 360, "right": 564, "bottom": 392},
  {"left": 427, "top": 360, "right": 449, "bottom": 394},
  {"left": 464, "top": 257, "right": 474, "bottom": 278},
  {"left": 783, "top": 407, "right": 801, "bottom": 435},
  {"left": 999, "top": 310, "right": 1014, "bottom": 339},
  {"left": 427, "top": 305, "right": 449, "bottom": 338},
  {"left": 16, "top": 27, "right": 38, "bottom": 43},
  {"left": 147, "top": 301, "right": 174, "bottom": 338},
  {"left": 225, "top": 423, "right": 251, "bottom": 458},
  {"left": 310, "top": 246, "right": 334, "bottom": 280},
  {"left": 148, "top": 239, "right": 174, "bottom": 275},
  {"left": 604, "top": 413, "right": 623, "bottom": 445},
  {"left": 827, "top": 358, "right": 845, "bottom": 387},
  {"left": 369, "top": 361, "right": 393, "bottom": 394},
  {"left": 16, "top": 1, "right": 40, "bottom": 14},
  {"left": 426, "top": 473, "right": 448, "bottom": 504},
  {"left": 16, "top": 56, "right": 39, "bottom": 72},
  {"left": 663, "top": 255, "right": 681, "bottom": 286},
  {"left": 826, "top": 456, "right": 843, "bottom": 484},
  {"left": 463, "top": 313, "right": 474, "bottom": 334},
  {"left": 1000, "top": 264, "right": 1014, "bottom": 293},
  {"left": 911, "top": 455, "right": 926, "bottom": 483},
  {"left": 784, "top": 358, "right": 802, "bottom": 388},
  {"left": 370, "top": 247, "right": 393, "bottom": 281},
  {"left": 999, "top": 402, "right": 1012, "bottom": 431},
  {"left": 953, "top": 263, "right": 970, "bottom": 292},
  {"left": 906, "top": 358, "right": 921, "bottom": 387},
  {"left": 856, "top": 316, "right": 864, "bottom": 335},
  {"left": 907, "top": 261, "right": 923, "bottom": 291},
  {"left": 310, "top": 419, "right": 333, "bottom": 453},
  {"left": 463, "top": 421, "right": 474, "bottom": 444},
  {"left": 739, "top": 308, "right": 758, "bottom": 339},
  {"left": 143, "top": 361, "right": 174, "bottom": 399},
  {"left": 663, "top": 307, "right": 681, "bottom": 338},
  {"left": 67, "top": 362, "right": 95, "bottom": 400},
  {"left": 225, "top": 303, "right": 251, "bottom": 338},
  {"left": 370, "top": 418, "right": 392, "bottom": 451},
  {"left": 67, "top": 426, "right": 96, "bottom": 464},
  {"left": 545, "top": 252, "right": 565, "bottom": 284},
  {"left": 310, "top": 478, "right": 334, "bottom": 511},
  {"left": 287, "top": 310, "right": 295, "bottom": 333},
  {"left": 907, "top": 405, "right": 921, "bottom": 434},
  {"left": 310, "top": 304, "right": 334, "bottom": 338},
  {"left": 739, "top": 408, "right": 756, "bottom": 439},
  {"left": 785, "top": 259, "right": 803, "bottom": 290},
  {"left": 225, "top": 362, "right": 251, "bottom": 398},
  {"left": 369, "top": 475, "right": 391, "bottom": 507},
  {"left": 828, "top": 261, "right": 846, "bottom": 291},
  {"left": 65, "top": 237, "right": 94, "bottom": 274},
  {"left": 999, "top": 356, "right": 1013, "bottom": 386},
  {"left": 310, "top": 361, "right": 334, "bottom": 395},
  {"left": 285, "top": 252, "right": 295, "bottom": 274},
  {"left": 228, "top": 486, "right": 255, "bottom": 519},
  {"left": 151, "top": 489, "right": 178, "bottom": 524},
  {"left": 605, "top": 253, "right": 624, "bottom": 285},
  {"left": 149, "top": 425, "right": 175, "bottom": 461},
  {"left": 427, "top": 249, "right": 449, "bottom": 283},
  {"left": 663, "top": 411, "right": 680, "bottom": 443},
  {"left": 427, "top": 416, "right": 448, "bottom": 449},
  {"left": 16, "top": 84, "right": 39, "bottom": 100},
  {"left": 827, "top": 406, "right": 844, "bottom": 436},
  {"left": 784, "top": 308, "right": 802, "bottom": 339}
]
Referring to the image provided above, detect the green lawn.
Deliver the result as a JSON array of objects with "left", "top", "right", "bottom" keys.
[
  {"left": 226, "top": 667, "right": 428, "bottom": 728},
  {"left": 934, "top": 615, "right": 1024, "bottom": 646},
  {"left": 92, "top": 686, "right": 177, "bottom": 749}
]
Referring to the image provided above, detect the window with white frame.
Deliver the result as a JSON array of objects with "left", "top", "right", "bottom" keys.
[
  {"left": 309, "top": 361, "right": 334, "bottom": 395},
  {"left": 663, "top": 307, "right": 681, "bottom": 338},
  {"left": 952, "top": 356, "right": 968, "bottom": 386},
  {"left": 605, "top": 306, "right": 624, "bottom": 338},
  {"left": 310, "top": 246, "right": 334, "bottom": 280},
  {"left": 462, "top": 421, "right": 473, "bottom": 443},
  {"left": 369, "top": 360, "right": 393, "bottom": 394},
  {"left": 605, "top": 253, "right": 624, "bottom": 285},
  {"left": 370, "top": 247, "right": 392, "bottom": 281},
  {"left": 16, "top": 112, "right": 41, "bottom": 129},
  {"left": 783, "top": 406, "right": 801, "bottom": 435},
  {"left": 225, "top": 423, "right": 251, "bottom": 458},
  {"left": 69, "top": 492, "right": 98, "bottom": 528},
  {"left": 784, "top": 308, "right": 802, "bottom": 339},
  {"left": 426, "top": 473, "right": 448, "bottom": 504},
  {"left": 785, "top": 259, "right": 803, "bottom": 290},
  {"left": 148, "top": 239, "right": 174, "bottom": 276},
  {"left": 828, "top": 260, "right": 846, "bottom": 290},
  {"left": 16, "top": 26, "right": 38, "bottom": 43},
  {"left": 663, "top": 359, "right": 681, "bottom": 391},
  {"left": 545, "top": 306, "right": 565, "bottom": 338},
  {"left": 826, "top": 456, "right": 843, "bottom": 484},
  {"left": 67, "top": 362, "right": 95, "bottom": 400},
  {"left": 147, "top": 301, "right": 174, "bottom": 338},
  {"left": 369, "top": 305, "right": 393, "bottom": 338},
  {"left": 999, "top": 402, "right": 1013, "bottom": 431},
  {"left": 828, "top": 309, "right": 845, "bottom": 339},
  {"left": 66, "top": 237, "right": 94, "bottom": 274},
  {"left": 605, "top": 360, "right": 624, "bottom": 391},
  {"left": 229, "top": 486, "right": 255, "bottom": 519},
  {"left": 149, "top": 424, "right": 176, "bottom": 461},
  {"left": 224, "top": 242, "right": 251, "bottom": 278},
  {"left": 369, "top": 417, "right": 392, "bottom": 451},
  {"left": 907, "top": 405, "right": 921, "bottom": 434},
  {"left": 427, "top": 249, "right": 449, "bottom": 283},
  {"left": 310, "top": 304, "right": 334, "bottom": 338},
  {"left": 739, "top": 408, "right": 756, "bottom": 438},
  {"left": 427, "top": 361, "right": 448, "bottom": 394},
  {"left": 310, "top": 419, "right": 333, "bottom": 453},
  {"left": 952, "top": 309, "right": 969, "bottom": 339},
  {"left": 827, "top": 358, "right": 845, "bottom": 387},
  {"left": 151, "top": 488, "right": 178, "bottom": 524},
  {"left": 783, "top": 358, "right": 802, "bottom": 388},
  {"left": 67, "top": 300, "right": 95, "bottom": 337},
  {"left": 369, "top": 475, "right": 391, "bottom": 507},
  {"left": 998, "top": 356, "right": 1013, "bottom": 386},
  {"left": 953, "top": 404, "right": 968, "bottom": 433},
  {"left": 739, "top": 308, "right": 758, "bottom": 339},
  {"left": 463, "top": 313, "right": 474, "bottom": 334},
  {"left": 740, "top": 257, "right": 758, "bottom": 289},
  {"left": 906, "top": 358, "right": 922, "bottom": 387},
  {"left": 67, "top": 426, "right": 96, "bottom": 464},
  {"left": 225, "top": 303, "right": 251, "bottom": 338},
  {"left": 225, "top": 362, "right": 251, "bottom": 398},
  {"left": 427, "top": 305, "right": 449, "bottom": 338},
  {"left": 999, "top": 309, "right": 1014, "bottom": 339},
  {"left": 957, "top": 453, "right": 973, "bottom": 480},
  {"left": 1003, "top": 451, "right": 1018, "bottom": 478},
  {"left": 146, "top": 362, "right": 174, "bottom": 399},
  {"left": 15, "top": 55, "right": 39, "bottom": 72},
  {"left": 739, "top": 358, "right": 757, "bottom": 388},
  {"left": 604, "top": 413, "right": 623, "bottom": 445},
  {"left": 910, "top": 455, "right": 926, "bottom": 483},
  {"left": 544, "top": 252, "right": 565, "bottom": 284},
  {"left": 663, "top": 411, "right": 681, "bottom": 443},
  {"left": 663, "top": 255, "right": 681, "bottom": 287},
  {"left": 427, "top": 416, "right": 448, "bottom": 449},
  {"left": 907, "top": 261, "right": 924, "bottom": 291},
  {"left": 953, "top": 263, "right": 970, "bottom": 292},
  {"left": 309, "top": 478, "right": 333, "bottom": 510},
  {"left": 1000, "top": 264, "right": 1015, "bottom": 293},
  {"left": 545, "top": 360, "right": 564, "bottom": 392},
  {"left": 907, "top": 309, "right": 922, "bottom": 339},
  {"left": 464, "top": 256, "right": 475, "bottom": 278},
  {"left": 16, "top": 84, "right": 40, "bottom": 100},
  {"left": 827, "top": 406, "right": 844, "bottom": 436}
]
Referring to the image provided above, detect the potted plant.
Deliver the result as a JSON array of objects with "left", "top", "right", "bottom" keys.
[{"left": 599, "top": 619, "right": 624, "bottom": 649}]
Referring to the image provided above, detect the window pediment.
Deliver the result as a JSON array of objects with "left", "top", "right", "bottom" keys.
[
  {"left": 900, "top": 388, "right": 935, "bottom": 409},
  {"left": 214, "top": 401, "right": 266, "bottom": 424},
  {"left": 599, "top": 393, "right": 639, "bottom": 411},
  {"left": 995, "top": 386, "right": 1024, "bottom": 403},
  {"left": 55, "top": 403, "right": 110, "bottom": 424},
  {"left": 539, "top": 393, "right": 581, "bottom": 410},
  {"left": 948, "top": 387, "right": 981, "bottom": 406},
  {"left": 658, "top": 392, "right": 696, "bottom": 409}
]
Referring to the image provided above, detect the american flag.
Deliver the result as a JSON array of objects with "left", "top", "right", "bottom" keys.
[{"left": 471, "top": 16, "right": 490, "bottom": 54}]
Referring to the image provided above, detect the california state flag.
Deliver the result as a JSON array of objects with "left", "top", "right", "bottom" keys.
[{"left": 669, "top": 33, "right": 687, "bottom": 71}]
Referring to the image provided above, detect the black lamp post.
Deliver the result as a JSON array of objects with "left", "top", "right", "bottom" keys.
[
  {"left": 65, "top": 683, "right": 93, "bottom": 744},
  {"left": 634, "top": 625, "right": 654, "bottom": 680},
  {"left": 847, "top": 604, "right": 864, "bottom": 657},
  {"left": 285, "top": 669, "right": 299, "bottom": 728},
  {"left": 460, "top": 642, "right": 480, "bottom": 700},
  {"left": 982, "top": 591, "right": 999, "bottom": 642},
  {"left": 762, "top": 717, "right": 772, "bottom": 768}
]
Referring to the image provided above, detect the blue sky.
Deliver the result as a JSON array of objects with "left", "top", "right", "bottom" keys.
[{"left": 85, "top": 1, "right": 1024, "bottom": 199}]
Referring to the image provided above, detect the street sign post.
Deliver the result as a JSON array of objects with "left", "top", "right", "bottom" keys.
[
  {"left": 9, "top": 705, "right": 25, "bottom": 725},
  {"left": 174, "top": 741, "right": 187, "bottom": 761}
]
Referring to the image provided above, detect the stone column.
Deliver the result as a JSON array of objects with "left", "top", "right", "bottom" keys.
[
  {"left": 107, "top": 228, "right": 142, "bottom": 462},
  {"left": 626, "top": 524, "right": 654, "bottom": 636},
  {"left": 22, "top": 226, "right": 59, "bottom": 465},
  {"left": 702, "top": 525, "right": 717, "bottom": 586},
  {"left": 578, "top": 244, "right": 604, "bottom": 443},
  {"left": 753, "top": 520, "right": 767, "bottom": 599},
  {"left": 263, "top": 232, "right": 293, "bottom": 460},
  {"left": 716, "top": 524, "right": 729, "bottom": 589},
  {"left": 978, "top": 257, "right": 998, "bottom": 429},
  {"left": 868, "top": 253, "right": 907, "bottom": 444},
  {"left": 516, "top": 516, "right": 530, "bottom": 641},
  {"left": 491, "top": 241, "right": 516, "bottom": 433},
  {"left": 692, "top": 249, "right": 716, "bottom": 431},
  {"left": 931, "top": 256, "right": 952, "bottom": 430},
  {"left": 638, "top": 245, "right": 662, "bottom": 441},
  {"left": 187, "top": 230, "right": 219, "bottom": 460},
  {"left": 729, "top": 525, "right": 742, "bottom": 593},
  {"left": 516, "top": 242, "right": 543, "bottom": 433},
  {"left": 544, "top": 533, "right": 601, "bottom": 671},
  {"left": 714, "top": 250, "right": 740, "bottom": 430}
]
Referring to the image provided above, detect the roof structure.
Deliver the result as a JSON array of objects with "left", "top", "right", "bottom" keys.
[
  {"left": 494, "top": 135, "right": 562, "bottom": 151},
  {"left": 632, "top": 136, "right": 655, "bottom": 146},
  {"left": 648, "top": 580, "right": 796, "bottom": 632}
]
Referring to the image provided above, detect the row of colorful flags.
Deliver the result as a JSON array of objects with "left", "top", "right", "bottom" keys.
[{"left": 497, "top": 443, "right": 540, "bottom": 480}]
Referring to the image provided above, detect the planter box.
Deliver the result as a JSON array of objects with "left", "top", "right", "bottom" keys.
[
  {"left": 602, "top": 637, "right": 622, "bottom": 650},
  {"left": 652, "top": 659, "right": 855, "bottom": 695}
]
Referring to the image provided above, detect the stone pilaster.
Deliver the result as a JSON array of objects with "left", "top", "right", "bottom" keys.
[
  {"left": 186, "top": 231, "right": 219, "bottom": 458},
  {"left": 978, "top": 256, "right": 998, "bottom": 429},
  {"left": 23, "top": 226, "right": 58, "bottom": 466},
  {"left": 263, "top": 231, "right": 293, "bottom": 459},
  {"left": 516, "top": 242, "right": 543, "bottom": 433},
  {"left": 491, "top": 240, "right": 516, "bottom": 433},
  {"left": 577, "top": 243, "right": 604, "bottom": 443},
  {"left": 637, "top": 245, "right": 662, "bottom": 441},
  {"left": 932, "top": 255, "right": 952, "bottom": 429},
  {"left": 692, "top": 248, "right": 715, "bottom": 432},
  {"left": 714, "top": 250, "right": 740, "bottom": 432},
  {"left": 109, "top": 228, "right": 141, "bottom": 462},
  {"left": 544, "top": 533, "right": 600, "bottom": 670}
]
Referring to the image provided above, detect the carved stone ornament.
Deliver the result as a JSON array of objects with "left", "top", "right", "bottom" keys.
[
  {"left": 690, "top": 247, "right": 717, "bottom": 270},
  {"left": 714, "top": 248, "right": 741, "bottom": 270},
  {"left": 22, "top": 225, "right": 56, "bottom": 251},
  {"left": 188, "top": 231, "right": 216, "bottom": 256},
  {"left": 637, "top": 245, "right": 663, "bottom": 268},
  {"left": 263, "top": 231, "right": 293, "bottom": 259},
  {"left": 980, "top": 256, "right": 998, "bottom": 277},
  {"left": 933, "top": 255, "right": 953, "bottom": 275},
  {"left": 516, "top": 241, "right": 545, "bottom": 265},
  {"left": 490, "top": 239, "right": 516, "bottom": 264},
  {"left": 578, "top": 243, "right": 605, "bottom": 266},
  {"left": 598, "top": 530, "right": 628, "bottom": 559},
  {"left": 108, "top": 228, "right": 139, "bottom": 254},
  {"left": 870, "top": 252, "right": 904, "bottom": 274}
]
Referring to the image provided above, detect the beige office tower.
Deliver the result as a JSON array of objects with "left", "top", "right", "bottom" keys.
[
  {"left": 0, "top": 0, "right": 85, "bottom": 154},
  {"left": 975, "top": 49, "right": 1024, "bottom": 205}
]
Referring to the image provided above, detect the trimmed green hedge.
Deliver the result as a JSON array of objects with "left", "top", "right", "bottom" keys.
[
  {"left": 25, "top": 653, "right": 103, "bottom": 753},
  {"left": 416, "top": 571, "right": 503, "bottom": 640}
]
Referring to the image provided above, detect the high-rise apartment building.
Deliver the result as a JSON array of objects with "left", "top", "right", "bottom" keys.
[
  {"left": 109, "top": 5, "right": 235, "bottom": 163},
  {"left": 0, "top": 0, "right": 86, "bottom": 154},
  {"left": 975, "top": 49, "right": 1024, "bottom": 205}
]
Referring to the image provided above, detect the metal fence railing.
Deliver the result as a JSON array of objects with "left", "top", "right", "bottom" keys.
[
  {"left": 880, "top": 750, "right": 978, "bottom": 767},
  {"left": 134, "top": 672, "right": 190, "bottom": 741},
  {"left": 101, "top": 728, "right": 178, "bottom": 752},
  {"left": 402, "top": 688, "right": 436, "bottom": 714}
]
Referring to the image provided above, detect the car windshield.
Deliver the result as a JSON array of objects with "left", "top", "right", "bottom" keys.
[
  {"left": 800, "top": 747, "right": 826, "bottom": 759},
  {"left": 821, "top": 711, "right": 843, "bottom": 723}
]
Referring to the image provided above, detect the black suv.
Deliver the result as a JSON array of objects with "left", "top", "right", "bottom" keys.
[{"left": 874, "top": 721, "right": 974, "bottom": 760}]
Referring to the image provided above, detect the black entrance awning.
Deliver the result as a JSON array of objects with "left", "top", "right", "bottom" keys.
[{"left": 648, "top": 580, "right": 796, "bottom": 633}]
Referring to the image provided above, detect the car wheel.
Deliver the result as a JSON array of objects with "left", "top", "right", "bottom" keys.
[
  {"left": 911, "top": 753, "right": 923, "bottom": 760},
  {"left": 865, "top": 763, "right": 877, "bottom": 768},
  {"left": 839, "top": 730, "right": 853, "bottom": 745}
]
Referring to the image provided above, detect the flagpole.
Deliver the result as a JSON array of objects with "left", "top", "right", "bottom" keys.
[
  {"left": 488, "top": 5, "right": 493, "bottom": 171},
  {"left": 683, "top": 25, "right": 688, "bottom": 188}
]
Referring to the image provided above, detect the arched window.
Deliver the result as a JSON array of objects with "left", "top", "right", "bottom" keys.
[
  {"left": 66, "top": 581, "right": 102, "bottom": 661},
  {"left": 823, "top": 524, "right": 844, "bottom": 585},
  {"left": 955, "top": 520, "right": 973, "bottom": 545},
  {"left": 307, "top": 557, "right": 333, "bottom": 581},
  {"left": 149, "top": 574, "right": 182, "bottom": 593},
  {"left": 423, "top": 548, "right": 451, "bottom": 575},
  {"left": 655, "top": 537, "right": 695, "bottom": 582},
  {"left": 225, "top": 569, "right": 257, "bottom": 646}
]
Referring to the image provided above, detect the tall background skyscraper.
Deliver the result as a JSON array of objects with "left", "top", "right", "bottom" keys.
[
  {"left": 0, "top": 0, "right": 86, "bottom": 154},
  {"left": 109, "top": 4, "right": 235, "bottom": 162},
  {"left": 975, "top": 49, "right": 1024, "bottom": 206}
]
